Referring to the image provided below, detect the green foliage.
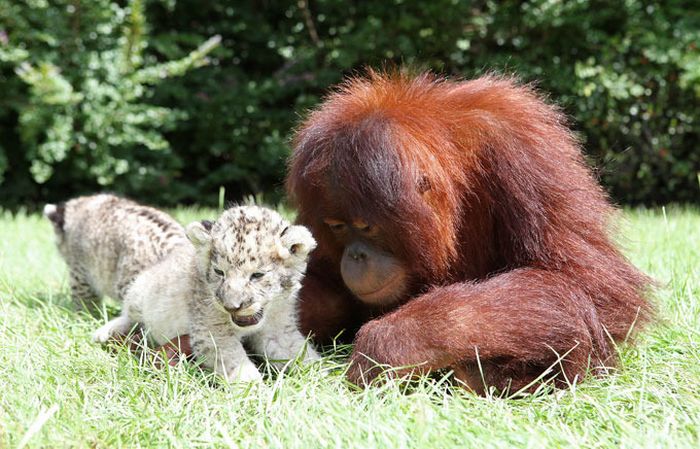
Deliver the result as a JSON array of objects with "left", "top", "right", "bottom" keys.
[
  {"left": 0, "top": 0, "right": 218, "bottom": 206},
  {"left": 0, "top": 0, "right": 698, "bottom": 206}
]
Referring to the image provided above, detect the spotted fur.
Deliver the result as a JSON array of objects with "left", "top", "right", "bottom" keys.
[
  {"left": 45, "top": 194, "right": 189, "bottom": 312},
  {"left": 91, "top": 204, "right": 319, "bottom": 382}
]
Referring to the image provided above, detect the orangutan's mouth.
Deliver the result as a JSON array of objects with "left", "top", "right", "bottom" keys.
[{"left": 354, "top": 273, "right": 405, "bottom": 304}]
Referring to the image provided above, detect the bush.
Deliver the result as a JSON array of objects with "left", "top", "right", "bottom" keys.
[
  {"left": 0, "top": 0, "right": 219, "bottom": 206},
  {"left": 1, "top": 0, "right": 698, "bottom": 207}
]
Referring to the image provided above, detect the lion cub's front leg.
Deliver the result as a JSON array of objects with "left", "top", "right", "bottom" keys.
[
  {"left": 190, "top": 311, "right": 262, "bottom": 383},
  {"left": 249, "top": 303, "right": 319, "bottom": 371},
  {"left": 93, "top": 313, "right": 134, "bottom": 343}
]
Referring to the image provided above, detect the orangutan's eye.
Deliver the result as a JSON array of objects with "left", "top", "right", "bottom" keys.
[
  {"left": 250, "top": 272, "right": 265, "bottom": 280},
  {"left": 349, "top": 219, "right": 379, "bottom": 237},
  {"left": 324, "top": 219, "right": 347, "bottom": 232},
  {"left": 361, "top": 225, "right": 380, "bottom": 237},
  {"left": 213, "top": 268, "right": 225, "bottom": 277}
]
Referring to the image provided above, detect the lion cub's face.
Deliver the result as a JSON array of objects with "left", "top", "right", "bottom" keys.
[{"left": 187, "top": 206, "right": 316, "bottom": 330}]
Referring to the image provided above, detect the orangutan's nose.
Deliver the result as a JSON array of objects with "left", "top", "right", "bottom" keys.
[{"left": 346, "top": 242, "right": 368, "bottom": 262}]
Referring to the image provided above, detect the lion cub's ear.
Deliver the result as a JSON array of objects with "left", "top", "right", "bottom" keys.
[
  {"left": 278, "top": 225, "right": 316, "bottom": 261},
  {"left": 186, "top": 220, "right": 214, "bottom": 248}
]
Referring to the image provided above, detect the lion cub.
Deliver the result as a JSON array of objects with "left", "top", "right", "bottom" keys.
[
  {"left": 44, "top": 194, "right": 190, "bottom": 312},
  {"left": 46, "top": 195, "right": 318, "bottom": 382}
]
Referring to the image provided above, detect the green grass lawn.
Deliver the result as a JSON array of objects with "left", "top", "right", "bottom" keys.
[{"left": 1, "top": 206, "right": 698, "bottom": 448}]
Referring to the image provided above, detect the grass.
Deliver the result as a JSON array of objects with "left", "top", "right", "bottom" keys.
[{"left": 0, "top": 206, "right": 699, "bottom": 448}]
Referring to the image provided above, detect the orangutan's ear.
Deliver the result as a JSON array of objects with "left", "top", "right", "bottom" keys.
[{"left": 417, "top": 175, "right": 431, "bottom": 194}]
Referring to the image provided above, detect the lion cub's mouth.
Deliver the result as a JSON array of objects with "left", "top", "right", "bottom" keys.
[{"left": 231, "top": 309, "right": 264, "bottom": 327}]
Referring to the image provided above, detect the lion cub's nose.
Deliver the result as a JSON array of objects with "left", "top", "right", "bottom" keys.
[{"left": 225, "top": 299, "right": 253, "bottom": 314}]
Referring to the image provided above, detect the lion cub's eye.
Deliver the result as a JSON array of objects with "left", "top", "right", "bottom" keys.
[
  {"left": 250, "top": 272, "right": 265, "bottom": 280},
  {"left": 213, "top": 268, "right": 225, "bottom": 277}
]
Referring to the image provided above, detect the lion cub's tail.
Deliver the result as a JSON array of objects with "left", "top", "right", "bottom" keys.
[{"left": 43, "top": 203, "right": 66, "bottom": 234}]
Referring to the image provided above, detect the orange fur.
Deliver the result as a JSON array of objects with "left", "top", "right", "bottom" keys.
[{"left": 287, "top": 70, "right": 653, "bottom": 393}]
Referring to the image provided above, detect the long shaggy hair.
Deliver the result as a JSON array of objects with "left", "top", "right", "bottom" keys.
[{"left": 287, "top": 70, "right": 653, "bottom": 392}]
